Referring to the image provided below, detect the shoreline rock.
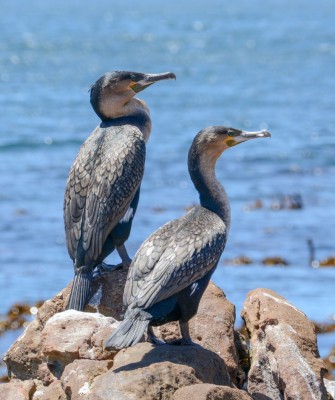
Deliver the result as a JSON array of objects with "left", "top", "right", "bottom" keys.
[{"left": 1, "top": 275, "right": 333, "bottom": 400}]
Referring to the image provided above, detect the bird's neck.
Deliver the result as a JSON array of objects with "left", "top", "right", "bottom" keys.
[
  {"left": 101, "top": 98, "right": 152, "bottom": 142},
  {"left": 189, "top": 153, "right": 231, "bottom": 230}
]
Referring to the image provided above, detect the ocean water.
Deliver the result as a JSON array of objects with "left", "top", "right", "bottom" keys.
[{"left": 1, "top": 0, "right": 334, "bottom": 365}]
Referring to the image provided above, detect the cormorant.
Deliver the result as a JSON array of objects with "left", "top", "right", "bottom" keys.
[
  {"left": 105, "top": 126, "right": 271, "bottom": 349},
  {"left": 64, "top": 70, "right": 176, "bottom": 311}
]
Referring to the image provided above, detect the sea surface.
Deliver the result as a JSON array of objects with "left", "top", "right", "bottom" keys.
[{"left": 1, "top": 0, "right": 334, "bottom": 370}]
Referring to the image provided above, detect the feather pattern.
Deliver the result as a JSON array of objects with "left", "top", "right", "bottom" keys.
[
  {"left": 124, "top": 206, "right": 227, "bottom": 310},
  {"left": 64, "top": 123, "right": 146, "bottom": 267}
]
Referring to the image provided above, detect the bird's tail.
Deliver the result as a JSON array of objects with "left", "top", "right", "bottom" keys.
[
  {"left": 104, "top": 309, "right": 150, "bottom": 350},
  {"left": 66, "top": 269, "right": 92, "bottom": 311}
]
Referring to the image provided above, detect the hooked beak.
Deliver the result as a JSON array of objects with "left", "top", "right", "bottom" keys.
[
  {"left": 239, "top": 129, "right": 271, "bottom": 139},
  {"left": 130, "top": 72, "right": 176, "bottom": 93},
  {"left": 226, "top": 129, "right": 271, "bottom": 147}
]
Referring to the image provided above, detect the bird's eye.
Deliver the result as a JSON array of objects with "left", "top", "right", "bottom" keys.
[{"left": 227, "top": 130, "right": 236, "bottom": 137}]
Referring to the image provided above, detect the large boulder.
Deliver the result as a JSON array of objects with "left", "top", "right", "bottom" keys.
[
  {"left": 241, "top": 288, "right": 329, "bottom": 399},
  {"left": 155, "top": 281, "right": 239, "bottom": 383},
  {"left": 85, "top": 342, "right": 232, "bottom": 399},
  {"left": 41, "top": 310, "right": 118, "bottom": 378}
]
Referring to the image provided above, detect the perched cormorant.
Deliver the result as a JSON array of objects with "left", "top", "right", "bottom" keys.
[
  {"left": 105, "top": 126, "right": 271, "bottom": 349},
  {"left": 64, "top": 70, "right": 176, "bottom": 311}
]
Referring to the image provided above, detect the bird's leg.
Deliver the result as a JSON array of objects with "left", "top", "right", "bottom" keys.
[
  {"left": 116, "top": 244, "right": 132, "bottom": 269},
  {"left": 147, "top": 325, "right": 166, "bottom": 345},
  {"left": 167, "top": 321, "right": 196, "bottom": 346},
  {"left": 179, "top": 321, "right": 195, "bottom": 345},
  {"left": 94, "top": 244, "right": 132, "bottom": 277}
]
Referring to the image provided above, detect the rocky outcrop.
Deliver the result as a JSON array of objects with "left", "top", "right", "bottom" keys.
[
  {"left": 241, "top": 288, "right": 329, "bottom": 399},
  {"left": 2, "top": 276, "right": 333, "bottom": 399}
]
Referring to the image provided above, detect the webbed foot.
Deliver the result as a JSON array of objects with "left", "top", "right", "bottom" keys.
[
  {"left": 147, "top": 325, "right": 166, "bottom": 346},
  {"left": 93, "top": 262, "right": 123, "bottom": 278}
]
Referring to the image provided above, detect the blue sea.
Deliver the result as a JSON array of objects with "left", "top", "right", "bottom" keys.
[{"left": 1, "top": 0, "right": 334, "bottom": 369}]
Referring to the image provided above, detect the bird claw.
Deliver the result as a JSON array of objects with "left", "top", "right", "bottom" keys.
[
  {"left": 93, "top": 262, "right": 123, "bottom": 278},
  {"left": 148, "top": 335, "right": 167, "bottom": 346}
]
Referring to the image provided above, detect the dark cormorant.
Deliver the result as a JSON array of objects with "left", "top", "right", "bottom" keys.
[
  {"left": 105, "top": 126, "right": 271, "bottom": 349},
  {"left": 64, "top": 71, "right": 176, "bottom": 311}
]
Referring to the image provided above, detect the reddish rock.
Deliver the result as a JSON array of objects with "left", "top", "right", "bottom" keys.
[
  {"left": 32, "top": 380, "right": 66, "bottom": 400},
  {"left": 41, "top": 310, "right": 118, "bottom": 377},
  {"left": 4, "top": 319, "right": 54, "bottom": 384},
  {"left": 61, "top": 359, "right": 112, "bottom": 400},
  {"left": 154, "top": 282, "right": 239, "bottom": 382},
  {"left": 0, "top": 379, "right": 35, "bottom": 400},
  {"left": 86, "top": 342, "right": 232, "bottom": 399},
  {"left": 173, "top": 383, "right": 252, "bottom": 399},
  {"left": 242, "top": 288, "right": 328, "bottom": 400}
]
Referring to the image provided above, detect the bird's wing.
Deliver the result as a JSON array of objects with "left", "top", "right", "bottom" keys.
[
  {"left": 124, "top": 208, "right": 227, "bottom": 309},
  {"left": 64, "top": 126, "right": 145, "bottom": 263}
]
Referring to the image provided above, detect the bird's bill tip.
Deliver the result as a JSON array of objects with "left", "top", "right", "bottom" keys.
[{"left": 240, "top": 129, "right": 271, "bottom": 139}]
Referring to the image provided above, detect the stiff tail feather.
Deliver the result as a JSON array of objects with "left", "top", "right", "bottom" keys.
[
  {"left": 67, "top": 270, "right": 92, "bottom": 311},
  {"left": 104, "top": 312, "right": 150, "bottom": 350}
]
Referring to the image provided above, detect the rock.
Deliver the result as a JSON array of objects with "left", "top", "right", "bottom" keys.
[
  {"left": 242, "top": 288, "right": 328, "bottom": 400},
  {"left": 37, "top": 287, "right": 71, "bottom": 326},
  {"left": 38, "top": 268, "right": 128, "bottom": 323},
  {"left": 86, "top": 342, "right": 232, "bottom": 399},
  {"left": 61, "top": 359, "right": 112, "bottom": 400},
  {"left": 4, "top": 319, "right": 54, "bottom": 384},
  {"left": 153, "top": 281, "right": 239, "bottom": 383},
  {"left": 173, "top": 383, "right": 252, "bottom": 399},
  {"left": 0, "top": 379, "right": 35, "bottom": 400},
  {"left": 86, "top": 269, "right": 128, "bottom": 319},
  {"left": 32, "top": 380, "right": 66, "bottom": 400},
  {"left": 324, "top": 379, "right": 335, "bottom": 399},
  {"left": 41, "top": 310, "right": 118, "bottom": 378}
]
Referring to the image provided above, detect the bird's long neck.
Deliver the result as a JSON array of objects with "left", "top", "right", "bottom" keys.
[{"left": 188, "top": 148, "right": 231, "bottom": 230}]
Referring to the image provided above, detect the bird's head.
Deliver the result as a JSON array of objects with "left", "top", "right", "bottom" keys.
[
  {"left": 190, "top": 126, "right": 271, "bottom": 168},
  {"left": 90, "top": 71, "right": 176, "bottom": 121}
]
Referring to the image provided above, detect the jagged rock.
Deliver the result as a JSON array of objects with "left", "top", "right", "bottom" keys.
[
  {"left": 4, "top": 319, "right": 54, "bottom": 384},
  {"left": 41, "top": 310, "right": 118, "bottom": 378},
  {"left": 0, "top": 379, "right": 35, "bottom": 400},
  {"left": 85, "top": 342, "right": 232, "bottom": 399},
  {"left": 32, "top": 380, "right": 66, "bottom": 400},
  {"left": 242, "top": 288, "right": 328, "bottom": 400},
  {"left": 153, "top": 281, "right": 239, "bottom": 383},
  {"left": 173, "top": 383, "right": 252, "bottom": 399},
  {"left": 61, "top": 359, "right": 112, "bottom": 400}
]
